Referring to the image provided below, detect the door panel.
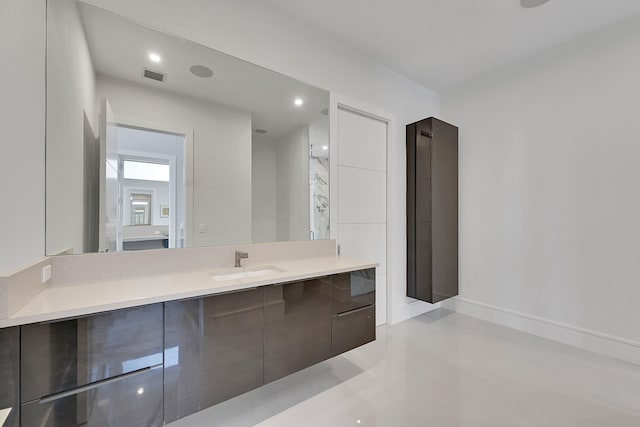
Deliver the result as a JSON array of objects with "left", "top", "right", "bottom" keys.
[
  {"left": 337, "top": 107, "right": 388, "bottom": 325},
  {"left": 98, "top": 98, "right": 118, "bottom": 253},
  {"left": 264, "top": 278, "right": 331, "bottom": 383},
  {"left": 0, "top": 327, "right": 19, "bottom": 427},
  {"left": 164, "top": 289, "right": 264, "bottom": 423}
]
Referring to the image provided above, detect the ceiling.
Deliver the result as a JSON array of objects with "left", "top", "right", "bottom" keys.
[
  {"left": 262, "top": 0, "right": 640, "bottom": 93},
  {"left": 78, "top": 2, "right": 329, "bottom": 141}
]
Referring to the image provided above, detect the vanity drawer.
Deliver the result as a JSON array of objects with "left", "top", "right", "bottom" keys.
[
  {"left": 21, "top": 366, "right": 163, "bottom": 427},
  {"left": 0, "top": 327, "right": 19, "bottom": 427},
  {"left": 331, "top": 268, "right": 376, "bottom": 315},
  {"left": 332, "top": 304, "right": 376, "bottom": 356},
  {"left": 21, "top": 304, "right": 163, "bottom": 403}
]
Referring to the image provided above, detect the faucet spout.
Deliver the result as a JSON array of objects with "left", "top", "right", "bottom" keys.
[{"left": 235, "top": 251, "right": 249, "bottom": 268}]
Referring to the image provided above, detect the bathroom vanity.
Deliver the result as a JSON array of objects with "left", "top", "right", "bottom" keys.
[{"left": 0, "top": 250, "right": 376, "bottom": 426}]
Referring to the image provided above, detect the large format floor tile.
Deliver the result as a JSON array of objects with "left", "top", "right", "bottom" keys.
[{"left": 171, "top": 309, "right": 640, "bottom": 426}]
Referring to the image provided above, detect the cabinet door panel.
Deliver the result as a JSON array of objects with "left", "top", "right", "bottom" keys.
[
  {"left": 0, "top": 327, "right": 19, "bottom": 427},
  {"left": 164, "top": 288, "right": 264, "bottom": 423},
  {"left": 21, "top": 304, "right": 163, "bottom": 402},
  {"left": 331, "top": 269, "right": 376, "bottom": 315},
  {"left": 21, "top": 367, "right": 163, "bottom": 427},
  {"left": 264, "top": 278, "right": 331, "bottom": 383},
  {"left": 332, "top": 305, "right": 375, "bottom": 356}
]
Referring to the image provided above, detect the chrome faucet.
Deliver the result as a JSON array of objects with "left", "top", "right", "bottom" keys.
[{"left": 235, "top": 251, "right": 248, "bottom": 268}]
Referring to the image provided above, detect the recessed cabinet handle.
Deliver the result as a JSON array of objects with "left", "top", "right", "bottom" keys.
[
  {"left": 336, "top": 304, "right": 373, "bottom": 317},
  {"left": 38, "top": 364, "right": 162, "bottom": 404}
]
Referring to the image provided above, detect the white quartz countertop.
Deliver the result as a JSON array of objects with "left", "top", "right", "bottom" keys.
[{"left": 0, "top": 255, "right": 377, "bottom": 328}]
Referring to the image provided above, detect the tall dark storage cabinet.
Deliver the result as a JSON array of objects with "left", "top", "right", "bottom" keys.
[{"left": 407, "top": 117, "right": 458, "bottom": 303}]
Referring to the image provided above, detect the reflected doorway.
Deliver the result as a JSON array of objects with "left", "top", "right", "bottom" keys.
[{"left": 115, "top": 125, "right": 185, "bottom": 251}]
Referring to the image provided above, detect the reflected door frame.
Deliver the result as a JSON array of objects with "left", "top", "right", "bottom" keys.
[
  {"left": 329, "top": 93, "right": 396, "bottom": 326},
  {"left": 114, "top": 117, "right": 194, "bottom": 249},
  {"left": 117, "top": 152, "right": 174, "bottom": 251}
]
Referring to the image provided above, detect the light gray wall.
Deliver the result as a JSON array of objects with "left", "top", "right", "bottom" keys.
[
  {"left": 276, "top": 127, "right": 309, "bottom": 241},
  {"left": 0, "top": 0, "right": 46, "bottom": 274},
  {"left": 95, "top": 74, "right": 252, "bottom": 247},
  {"left": 442, "top": 16, "right": 640, "bottom": 345},
  {"left": 46, "top": 0, "right": 97, "bottom": 255},
  {"left": 251, "top": 137, "right": 277, "bottom": 243}
]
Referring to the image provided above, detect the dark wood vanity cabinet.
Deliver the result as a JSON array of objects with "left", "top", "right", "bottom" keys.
[
  {"left": 330, "top": 269, "right": 376, "bottom": 356},
  {"left": 0, "top": 327, "right": 20, "bottom": 427},
  {"left": 164, "top": 270, "right": 374, "bottom": 422},
  {"left": 21, "top": 368, "right": 164, "bottom": 427},
  {"left": 264, "top": 277, "right": 332, "bottom": 383},
  {"left": 164, "top": 288, "right": 265, "bottom": 423},
  {"left": 407, "top": 117, "right": 459, "bottom": 303},
  {"left": 20, "top": 304, "right": 164, "bottom": 427},
  {"left": 6, "top": 268, "right": 375, "bottom": 426}
]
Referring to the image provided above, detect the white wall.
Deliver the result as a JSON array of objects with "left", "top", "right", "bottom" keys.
[
  {"left": 442, "top": 16, "right": 640, "bottom": 354},
  {"left": 252, "top": 137, "right": 277, "bottom": 243},
  {"left": 0, "top": 0, "right": 46, "bottom": 274},
  {"left": 84, "top": 0, "right": 441, "bottom": 323},
  {"left": 276, "top": 126, "right": 309, "bottom": 241},
  {"left": 46, "top": 0, "right": 97, "bottom": 255},
  {"left": 95, "top": 74, "right": 252, "bottom": 247}
]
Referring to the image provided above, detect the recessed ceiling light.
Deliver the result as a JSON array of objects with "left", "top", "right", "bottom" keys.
[
  {"left": 149, "top": 53, "right": 161, "bottom": 63},
  {"left": 520, "top": 0, "right": 550, "bottom": 8},
  {"left": 190, "top": 65, "right": 214, "bottom": 78},
  {"left": 322, "top": 145, "right": 328, "bottom": 150},
  {"left": 294, "top": 98, "right": 304, "bottom": 106}
]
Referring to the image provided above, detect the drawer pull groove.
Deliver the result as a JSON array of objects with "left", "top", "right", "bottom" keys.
[
  {"left": 336, "top": 304, "right": 374, "bottom": 317},
  {"left": 37, "top": 364, "right": 162, "bottom": 404}
]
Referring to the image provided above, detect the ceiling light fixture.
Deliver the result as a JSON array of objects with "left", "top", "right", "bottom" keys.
[
  {"left": 322, "top": 145, "right": 328, "bottom": 150},
  {"left": 520, "top": 0, "right": 550, "bottom": 8},
  {"left": 294, "top": 98, "right": 304, "bottom": 106},
  {"left": 149, "top": 53, "right": 161, "bottom": 63}
]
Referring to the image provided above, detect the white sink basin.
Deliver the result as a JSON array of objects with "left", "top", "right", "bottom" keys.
[{"left": 209, "top": 265, "right": 285, "bottom": 281}]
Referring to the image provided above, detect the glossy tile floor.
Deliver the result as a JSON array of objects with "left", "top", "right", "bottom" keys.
[{"left": 171, "top": 309, "right": 640, "bottom": 426}]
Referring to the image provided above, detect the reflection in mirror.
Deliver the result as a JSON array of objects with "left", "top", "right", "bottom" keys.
[
  {"left": 130, "top": 193, "right": 152, "bottom": 226},
  {"left": 46, "top": 0, "right": 330, "bottom": 255}
]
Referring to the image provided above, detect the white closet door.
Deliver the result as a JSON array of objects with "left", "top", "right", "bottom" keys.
[{"left": 337, "top": 107, "right": 387, "bottom": 325}]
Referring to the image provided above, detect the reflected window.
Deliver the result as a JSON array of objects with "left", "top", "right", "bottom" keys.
[{"left": 123, "top": 160, "right": 170, "bottom": 182}]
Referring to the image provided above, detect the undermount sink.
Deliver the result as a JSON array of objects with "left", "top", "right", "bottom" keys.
[{"left": 209, "top": 265, "right": 285, "bottom": 281}]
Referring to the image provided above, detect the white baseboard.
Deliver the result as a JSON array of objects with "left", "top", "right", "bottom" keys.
[
  {"left": 442, "top": 297, "right": 640, "bottom": 366},
  {"left": 391, "top": 300, "right": 441, "bottom": 325}
]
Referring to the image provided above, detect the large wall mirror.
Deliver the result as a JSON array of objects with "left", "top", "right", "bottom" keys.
[{"left": 46, "top": 0, "right": 330, "bottom": 255}]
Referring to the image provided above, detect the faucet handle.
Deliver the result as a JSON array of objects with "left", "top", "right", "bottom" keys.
[{"left": 235, "top": 251, "right": 249, "bottom": 267}]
